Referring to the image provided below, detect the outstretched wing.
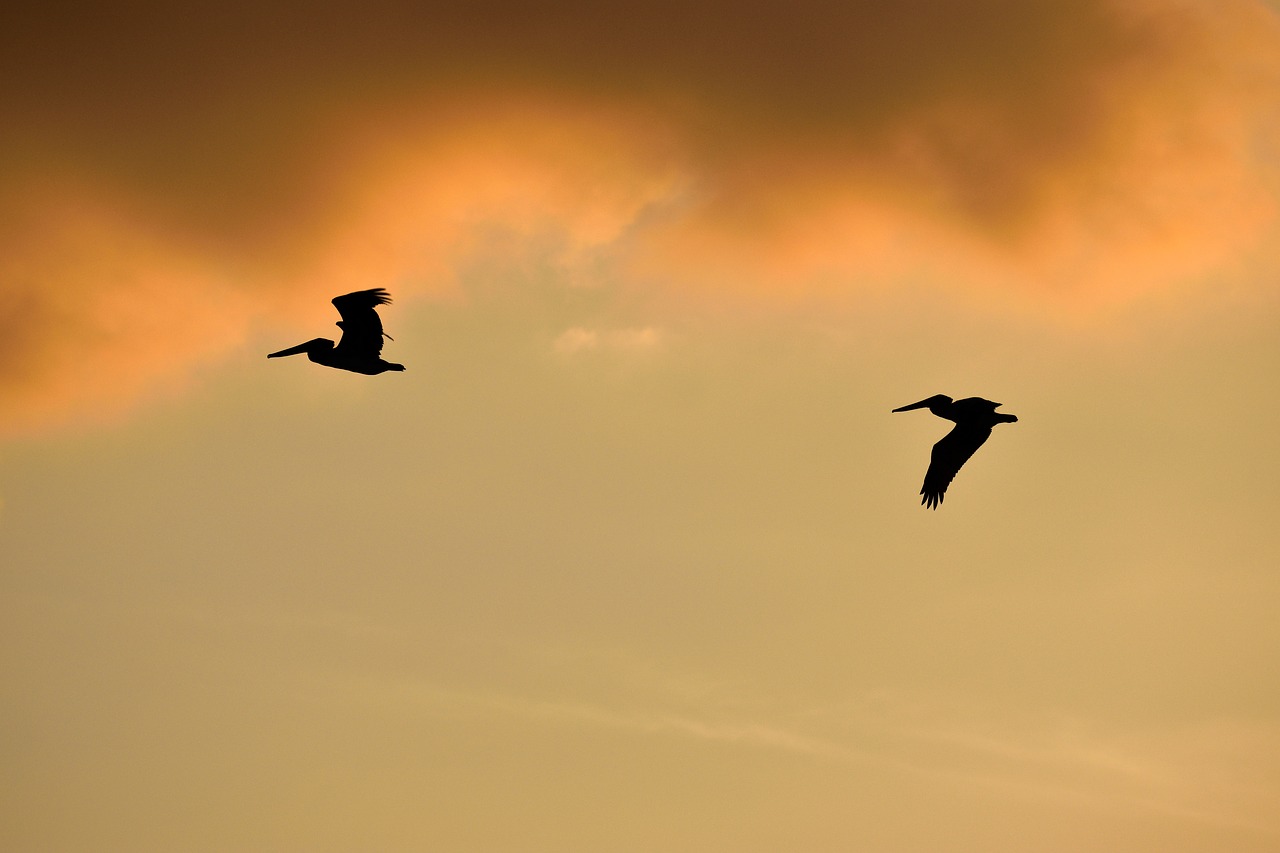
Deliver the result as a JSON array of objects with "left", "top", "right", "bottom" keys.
[
  {"left": 920, "top": 423, "right": 992, "bottom": 509},
  {"left": 332, "top": 289, "right": 392, "bottom": 357}
]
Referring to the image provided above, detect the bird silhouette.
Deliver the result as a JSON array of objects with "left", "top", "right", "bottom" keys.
[
  {"left": 268, "top": 289, "right": 405, "bottom": 374},
  {"left": 892, "top": 395, "right": 1017, "bottom": 509}
]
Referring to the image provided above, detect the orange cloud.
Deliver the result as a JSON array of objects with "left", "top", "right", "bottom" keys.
[
  {"left": 628, "top": 0, "right": 1280, "bottom": 311},
  {"left": 0, "top": 185, "right": 252, "bottom": 435},
  {"left": 1, "top": 0, "right": 1277, "bottom": 434},
  {"left": 0, "top": 101, "right": 685, "bottom": 436}
]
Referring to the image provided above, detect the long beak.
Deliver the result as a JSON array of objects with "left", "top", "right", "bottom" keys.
[
  {"left": 267, "top": 341, "right": 311, "bottom": 358},
  {"left": 892, "top": 398, "right": 933, "bottom": 412}
]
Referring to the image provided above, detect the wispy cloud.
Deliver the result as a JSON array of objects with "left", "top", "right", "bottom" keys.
[
  {"left": 310, "top": 641, "right": 1280, "bottom": 839},
  {"left": 811, "top": 690, "right": 1280, "bottom": 837},
  {"left": 553, "top": 326, "right": 663, "bottom": 354}
]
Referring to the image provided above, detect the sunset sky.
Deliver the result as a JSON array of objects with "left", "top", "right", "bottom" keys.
[{"left": 2, "top": 1, "right": 1279, "bottom": 850}]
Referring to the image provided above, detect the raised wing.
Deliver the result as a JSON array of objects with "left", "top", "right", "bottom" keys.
[
  {"left": 920, "top": 423, "right": 992, "bottom": 509},
  {"left": 332, "top": 289, "right": 392, "bottom": 357}
]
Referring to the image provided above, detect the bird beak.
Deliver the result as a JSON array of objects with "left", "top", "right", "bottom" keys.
[
  {"left": 267, "top": 342, "right": 310, "bottom": 358},
  {"left": 891, "top": 398, "right": 933, "bottom": 412}
]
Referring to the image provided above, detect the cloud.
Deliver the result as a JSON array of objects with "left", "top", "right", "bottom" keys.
[
  {"left": 1, "top": 0, "right": 1278, "bottom": 433},
  {"left": 624, "top": 0, "right": 1280, "bottom": 310},
  {"left": 0, "top": 186, "right": 256, "bottom": 435},
  {"left": 323, "top": 660, "right": 1280, "bottom": 837},
  {"left": 0, "top": 101, "right": 684, "bottom": 436},
  {"left": 887, "top": 710, "right": 1280, "bottom": 836},
  {"left": 553, "top": 326, "right": 663, "bottom": 354}
]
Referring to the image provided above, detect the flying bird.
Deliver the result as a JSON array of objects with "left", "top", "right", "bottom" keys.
[
  {"left": 892, "top": 394, "right": 1017, "bottom": 509},
  {"left": 268, "top": 289, "right": 406, "bottom": 374}
]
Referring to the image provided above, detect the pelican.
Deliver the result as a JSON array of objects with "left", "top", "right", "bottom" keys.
[
  {"left": 892, "top": 394, "right": 1017, "bottom": 509},
  {"left": 268, "top": 289, "right": 405, "bottom": 375}
]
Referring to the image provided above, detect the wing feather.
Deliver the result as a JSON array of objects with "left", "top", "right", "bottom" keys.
[
  {"left": 332, "top": 289, "right": 392, "bottom": 357},
  {"left": 920, "top": 423, "right": 991, "bottom": 509}
]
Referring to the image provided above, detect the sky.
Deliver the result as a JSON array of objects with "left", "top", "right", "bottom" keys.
[{"left": 1, "top": 0, "right": 1279, "bottom": 850}]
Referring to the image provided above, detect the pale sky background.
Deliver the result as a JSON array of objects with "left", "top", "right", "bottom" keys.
[{"left": 2, "top": 1, "right": 1280, "bottom": 851}]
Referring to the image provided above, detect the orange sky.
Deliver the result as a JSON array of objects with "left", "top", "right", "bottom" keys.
[{"left": 2, "top": 0, "right": 1278, "bottom": 434}]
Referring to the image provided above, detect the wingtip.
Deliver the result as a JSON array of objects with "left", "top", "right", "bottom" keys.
[{"left": 333, "top": 287, "right": 394, "bottom": 307}]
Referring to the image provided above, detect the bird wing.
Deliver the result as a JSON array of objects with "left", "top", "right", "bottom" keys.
[
  {"left": 332, "top": 289, "right": 392, "bottom": 357},
  {"left": 920, "top": 423, "right": 992, "bottom": 509}
]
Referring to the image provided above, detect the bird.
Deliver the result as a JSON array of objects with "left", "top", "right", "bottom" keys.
[
  {"left": 892, "top": 394, "right": 1017, "bottom": 509},
  {"left": 268, "top": 289, "right": 406, "bottom": 375}
]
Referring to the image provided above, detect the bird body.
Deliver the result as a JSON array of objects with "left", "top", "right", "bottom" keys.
[
  {"left": 892, "top": 394, "right": 1016, "bottom": 509},
  {"left": 268, "top": 289, "right": 405, "bottom": 374}
]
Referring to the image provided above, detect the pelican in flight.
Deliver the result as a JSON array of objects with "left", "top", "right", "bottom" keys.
[
  {"left": 268, "top": 289, "right": 405, "bottom": 375},
  {"left": 892, "top": 394, "right": 1017, "bottom": 509}
]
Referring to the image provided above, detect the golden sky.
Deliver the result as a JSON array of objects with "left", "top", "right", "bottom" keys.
[{"left": 2, "top": 1, "right": 1279, "bottom": 850}]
